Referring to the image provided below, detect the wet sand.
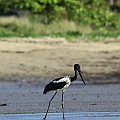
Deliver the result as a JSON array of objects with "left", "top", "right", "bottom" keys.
[{"left": 0, "top": 82, "right": 120, "bottom": 113}]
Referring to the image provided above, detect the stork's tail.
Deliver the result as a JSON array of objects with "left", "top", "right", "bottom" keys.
[
  {"left": 43, "top": 89, "right": 47, "bottom": 94},
  {"left": 43, "top": 83, "right": 51, "bottom": 94}
]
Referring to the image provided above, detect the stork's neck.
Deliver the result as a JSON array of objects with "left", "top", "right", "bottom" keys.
[{"left": 70, "top": 70, "right": 77, "bottom": 82}]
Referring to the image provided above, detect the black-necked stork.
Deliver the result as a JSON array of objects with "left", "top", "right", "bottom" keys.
[{"left": 43, "top": 64, "right": 86, "bottom": 120}]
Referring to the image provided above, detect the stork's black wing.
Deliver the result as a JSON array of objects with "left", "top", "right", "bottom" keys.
[{"left": 43, "top": 81, "right": 66, "bottom": 94}]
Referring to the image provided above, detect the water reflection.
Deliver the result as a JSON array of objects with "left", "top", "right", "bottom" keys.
[{"left": 0, "top": 112, "right": 120, "bottom": 120}]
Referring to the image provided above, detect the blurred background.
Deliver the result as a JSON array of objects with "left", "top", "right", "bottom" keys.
[{"left": 0, "top": 0, "right": 120, "bottom": 40}]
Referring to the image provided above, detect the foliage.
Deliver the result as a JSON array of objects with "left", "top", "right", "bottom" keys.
[
  {"left": 0, "top": 0, "right": 120, "bottom": 28},
  {"left": 0, "top": 17, "right": 120, "bottom": 42}
]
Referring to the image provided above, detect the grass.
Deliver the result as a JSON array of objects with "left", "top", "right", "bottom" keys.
[{"left": 0, "top": 16, "right": 120, "bottom": 42}]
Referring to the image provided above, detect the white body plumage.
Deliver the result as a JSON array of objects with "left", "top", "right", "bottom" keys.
[
  {"left": 52, "top": 76, "right": 71, "bottom": 91},
  {"left": 43, "top": 76, "right": 71, "bottom": 94}
]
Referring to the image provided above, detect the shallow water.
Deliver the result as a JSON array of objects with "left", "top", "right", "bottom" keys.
[{"left": 0, "top": 112, "right": 120, "bottom": 120}]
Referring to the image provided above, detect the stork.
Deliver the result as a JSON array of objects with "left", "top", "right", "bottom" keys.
[{"left": 43, "top": 64, "right": 86, "bottom": 120}]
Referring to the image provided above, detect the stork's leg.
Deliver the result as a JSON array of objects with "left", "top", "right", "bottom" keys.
[
  {"left": 61, "top": 90, "right": 65, "bottom": 119},
  {"left": 43, "top": 91, "right": 57, "bottom": 120}
]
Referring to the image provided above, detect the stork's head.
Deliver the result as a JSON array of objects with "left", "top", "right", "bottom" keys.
[{"left": 74, "top": 64, "right": 86, "bottom": 85}]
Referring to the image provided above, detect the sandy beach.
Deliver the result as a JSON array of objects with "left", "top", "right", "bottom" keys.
[
  {"left": 0, "top": 38, "right": 120, "bottom": 83},
  {"left": 0, "top": 38, "right": 120, "bottom": 113}
]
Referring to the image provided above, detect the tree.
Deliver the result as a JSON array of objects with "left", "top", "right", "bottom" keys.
[{"left": 0, "top": 0, "right": 119, "bottom": 28}]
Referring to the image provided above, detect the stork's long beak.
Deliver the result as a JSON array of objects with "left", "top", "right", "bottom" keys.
[{"left": 78, "top": 70, "right": 86, "bottom": 85}]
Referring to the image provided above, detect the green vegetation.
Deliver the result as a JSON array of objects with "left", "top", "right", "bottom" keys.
[
  {"left": 0, "top": 0, "right": 120, "bottom": 41},
  {"left": 0, "top": 16, "right": 120, "bottom": 41}
]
